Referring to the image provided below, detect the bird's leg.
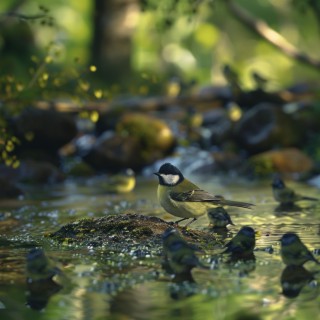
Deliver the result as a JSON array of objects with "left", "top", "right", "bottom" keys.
[
  {"left": 184, "top": 218, "right": 197, "bottom": 228},
  {"left": 174, "top": 217, "right": 189, "bottom": 224}
]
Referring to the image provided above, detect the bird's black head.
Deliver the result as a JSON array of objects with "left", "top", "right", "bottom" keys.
[
  {"left": 239, "top": 226, "right": 255, "bottom": 238},
  {"left": 272, "top": 176, "right": 285, "bottom": 189},
  {"left": 154, "top": 163, "right": 184, "bottom": 186},
  {"left": 27, "top": 248, "right": 45, "bottom": 262},
  {"left": 162, "top": 228, "right": 182, "bottom": 244},
  {"left": 280, "top": 233, "right": 299, "bottom": 246}
]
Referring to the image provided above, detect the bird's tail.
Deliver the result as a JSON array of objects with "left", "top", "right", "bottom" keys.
[
  {"left": 301, "top": 196, "right": 318, "bottom": 202},
  {"left": 222, "top": 200, "right": 254, "bottom": 209}
]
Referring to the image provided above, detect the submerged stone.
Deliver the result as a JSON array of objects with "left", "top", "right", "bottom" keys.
[{"left": 49, "top": 213, "right": 218, "bottom": 252}]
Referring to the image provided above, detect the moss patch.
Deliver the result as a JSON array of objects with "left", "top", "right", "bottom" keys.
[{"left": 49, "top": 213, "right": 218, "bottom": 251}]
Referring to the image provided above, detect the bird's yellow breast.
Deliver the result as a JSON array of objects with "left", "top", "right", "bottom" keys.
[{"left": 157, "top": 185, "right": 211, "bottom": 218}]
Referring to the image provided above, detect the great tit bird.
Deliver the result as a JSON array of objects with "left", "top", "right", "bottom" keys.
[
  {"left": 162, "top": 228, "right": 203, "bottom": 275},
  {"left": 272, "top": 176, "right": 318, "bottom": 206},
  {"left": 223, "top": 226, "right": 256, "bottom": 257},
  {"left": 280, "top": 233, "right": 320, "bottom": 266},
  {"left": 26, "top": 248, "right": 61, "bottom": 281},
  {"left": 208, "top": 207, "right": 235, "bottom": 228},
  {"left": 154, "top": 163, "right": 254, "bottom": 227}
]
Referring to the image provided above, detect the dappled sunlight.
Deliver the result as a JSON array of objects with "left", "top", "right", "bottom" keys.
[{"left": 162, "top": 44, "right": 197, "bottom": 71}]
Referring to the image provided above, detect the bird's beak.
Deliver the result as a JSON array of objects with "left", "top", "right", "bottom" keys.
[{"left": 154, "top": 172, "right": 160, "bottom": 176}]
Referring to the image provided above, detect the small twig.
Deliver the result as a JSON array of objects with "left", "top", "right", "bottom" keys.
[
  {"left": 225, "top": 0, "right": 320, "bottom": 69},
  {"left": 0, "top": 12, "right": 47, "bottom": 21},
  {"left": 27, "top": 59, "right": 47, "bottom": 89}
]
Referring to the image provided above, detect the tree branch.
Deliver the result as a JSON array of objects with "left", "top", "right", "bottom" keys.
[{"left": 225, "top": 0, "right": 320, "bottom": 69}]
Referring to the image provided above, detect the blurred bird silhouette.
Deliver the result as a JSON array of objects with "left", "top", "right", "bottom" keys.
[
  {"left": 222, "top": 64, "right": 242, "bottom": 98},
  {"left": 162, "top": 228, "right": 205, "bottom": 276},
  {"left": 26, "top": 248, "right": 67, "bottom": 310},
  {"left": 251, "top": 71, "right": 268, "bottom": 90},
  {"left": 88, "top": 168, "right": 136, "bottom": 194},
  {"left": 105, "top": 168, "right": 136, "bottom": 193},
  {"left": 272, "top": 176, "right": 318, "bottom": 206},
  {"left": 208, "top": 207, "right": 234, "bottom": 228},
  {"left": 223, "top": 226, "right": 256, "bottom": 258},
  {"left": 280, "top": 233, "right": 320, "bottom": 266},
  {"left": 26, "top": 248, "right": 61, "bottom": 282},
  {"left": 26, "top": 277, "right": 63, "bottom": 310}
]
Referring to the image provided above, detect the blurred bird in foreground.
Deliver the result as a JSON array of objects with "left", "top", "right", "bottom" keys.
[
  {"left": 272, "top": 176, "right": 318, "bottom": 206},
  {"left": 162, "top": 228, "right": 205, "bottom": 276},
  {"left": 280, "top": 233, "right": 320, "bottom": 266},
  {"left": 223, "top": 226, "right": 256, "bottom": 258},
  {"left": 155, "top": 163, "right": 254, "bottom": 227},
  {"left": 26, "top": 248, "right": 61, "bottom": 282},
  {"left": 222, "top": 64, "right": 242, "bottom": 98},
  {"left": 208, "top": 207, "right": 234, "bottom": 228},
  {"left": 280, "top": 265, "right": 315, "bottom": 299}
]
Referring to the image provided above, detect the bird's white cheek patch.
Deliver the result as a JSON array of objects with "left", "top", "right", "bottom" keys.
[{"left": 161, "top": 174, "right": 180, "bottom": 185}]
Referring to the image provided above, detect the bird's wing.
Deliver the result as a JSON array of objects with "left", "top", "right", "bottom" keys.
[
  {"left": 294, "top": 247, "right": 319, "bottom": 264},
  {"left": 170, "top": 189, "right": 224, "bottom": 202},
  {"left": 279, "top": 188, "right": 296, "bottom": 202},
  {"left": 224, "top": 238, "right": 253, "bottom": 254}
]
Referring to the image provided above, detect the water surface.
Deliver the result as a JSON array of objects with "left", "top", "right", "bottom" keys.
[{"left": 0, "top": 174, "right": 319, "bottom": 320}]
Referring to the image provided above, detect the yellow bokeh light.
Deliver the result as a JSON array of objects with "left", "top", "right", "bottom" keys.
[
  {"left": 227, "top": 103, "right": 242, "bottom": 122},
  {"left": 45, "top": 56, "right": 53, "bottom": 64},
  {"left": 5, "top": 141, "right": 14, "bottom": 152},
  {"left": 12, "top": 160, "right": 20, "bottom": 169},
  {"left": 94, "top": 89, "right": 103, "bottom": 99},
  {"left": 90, "top": 111, "right": 99, "bottom": 122},
  {"left": 194, "top": 23, "right": 219, "bottom": 48}
]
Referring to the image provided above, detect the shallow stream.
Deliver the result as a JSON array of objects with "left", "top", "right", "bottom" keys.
[{"left": 0, "top": 173, "right": 319, "bottom": 320}]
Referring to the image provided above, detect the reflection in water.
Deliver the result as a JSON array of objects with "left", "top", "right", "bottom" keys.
[
  {"left": 25, "top": 248, "right": 63, "bottom": 310},
  {"left": 26, "top": 278, "right": 63, "bottom": 310},
  {"left": 280, "top": 265, "right": 316, "bottom": 299},
  {"left": 1, "top": 176, "right": 320, "bottom": 319},
  {"left": 162, "top": 228, "right": 205, "bottom": 277},
  {"left": 169, "top": 273, "right": 196, "bottom": 301},
  {"left": 225, "top": 254, "right": 256, "bottom": 278},
  {"left": 209, "top": 226, "right": 231, "bottom": 241},
  {"left": 274, "top": 203, "right": 302, "bottom": 214}
]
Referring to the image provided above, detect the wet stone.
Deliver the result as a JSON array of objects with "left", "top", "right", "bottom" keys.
[{"left": 49, "top": 213, "right": 218, "bottom": 253}]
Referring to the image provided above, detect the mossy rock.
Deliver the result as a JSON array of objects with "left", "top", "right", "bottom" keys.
[
  {"left": 249, "top": 148, "right": 314, "bottom": 176},
  {"left": 85, "top": 113, "right": 176, "bottom": 172},
  {"left": 49, "top": 213, "right": 218, "bottom": 252}
]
